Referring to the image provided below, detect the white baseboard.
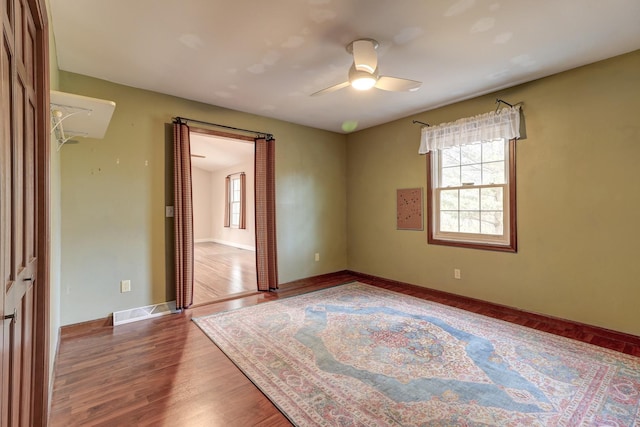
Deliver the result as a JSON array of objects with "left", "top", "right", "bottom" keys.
[{"left": 195, "top": 238, "right": 255, "bottom": 252}]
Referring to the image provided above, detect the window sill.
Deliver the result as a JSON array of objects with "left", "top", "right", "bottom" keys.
[{"left": 427, "top": 235, "right": 517, "bottom": 253}]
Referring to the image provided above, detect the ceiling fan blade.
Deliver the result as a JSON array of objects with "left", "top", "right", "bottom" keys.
[
  {"left": 310, "top": 81, "right": 350, "bottom": 97},
  {"left": 375, "top": 76, "right": 422, "bottom": 92},
  {"left": 191, "top": 154, "right": 206, "bottom": 158},
  {"left": 352, "top": 39, "right": 377, "bottom": 73}
]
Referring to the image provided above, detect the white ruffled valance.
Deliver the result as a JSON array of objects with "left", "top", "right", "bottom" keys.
[{"left": 419, "top": 105, "right": 520, "bottom": 154}]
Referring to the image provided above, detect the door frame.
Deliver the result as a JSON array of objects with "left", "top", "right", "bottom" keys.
[{"left": 27, "top": 0, "right": 50, "bottom": 424}]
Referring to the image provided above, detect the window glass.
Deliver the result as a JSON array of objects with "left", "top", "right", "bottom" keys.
[
  {"left": 230, "top": 177, "right": 241, "bottom": 227},
  {"left": 428, "top": 138, "right": 516, "bottom": 251}
]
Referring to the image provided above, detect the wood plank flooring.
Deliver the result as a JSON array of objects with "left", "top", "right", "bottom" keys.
[
  {"left": 49, "top": 271, "right": 640, "bottom": 426},
  {"left": 49, "top": 294, "right": 295, "bottom": 426},
  {"left": 193, "top": 242, "right": 257, "bottom": 306}
]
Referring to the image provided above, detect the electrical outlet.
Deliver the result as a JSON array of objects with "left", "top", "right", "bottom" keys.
[
  {"left": 120, "top": 280, "right": 131, "bottom": 293},
  {"left": 315, "top": 253, "right": 320, "bottom": 262},
  {"left": 454, "top": 269, "right": 461, "bottom": 280}
]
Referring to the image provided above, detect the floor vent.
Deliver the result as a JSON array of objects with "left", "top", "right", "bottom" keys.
[{"left": 113, "top": 301, "right": 178, "bottom": 326}]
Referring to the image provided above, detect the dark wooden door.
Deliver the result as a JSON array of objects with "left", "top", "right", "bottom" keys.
[{"left": 1, "top": 0, "right": 39, "bottom": 424}]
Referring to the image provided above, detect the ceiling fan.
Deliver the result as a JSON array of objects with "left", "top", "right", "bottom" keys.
[{"left": 311, "top": 38, "right": 422, "bottom": 96}]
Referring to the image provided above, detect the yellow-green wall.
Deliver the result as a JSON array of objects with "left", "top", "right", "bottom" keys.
[
  {"left": 46, "top": 0, "right": 62, "bottom": 397},
  {"left": 346, "top": 50, "right": 640, "bottom": 336},
  {"left": 56, "top": 50, "right": 640, "bottom": 336},
  {"left": 58, "top": 72, "right": 347, "bottom": 325}
]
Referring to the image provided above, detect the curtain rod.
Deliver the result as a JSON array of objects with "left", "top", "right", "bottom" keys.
[
  {"left": 495, "top": 98, "right": 513, "bottom": 108},
  {"left": 495, "top": 98, "right": 524, "bottom": 113},
  {"left": 173, "top": 116, "right": 274, "bottom": 140},
  {"left": 414, "top": 98, "right": 522, "bottom": 126}
]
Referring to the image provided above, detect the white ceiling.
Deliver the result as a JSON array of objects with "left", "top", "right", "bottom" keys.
[
  {"left": 49, "top": 0, "right": 640, "bottom": 134},
  {"left": 190, "top": 133, "right": 254, "bottom": 172}
]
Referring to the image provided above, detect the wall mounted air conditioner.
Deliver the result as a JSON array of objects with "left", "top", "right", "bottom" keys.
[{"left": 50, "top": 90, "right": 116, "bottom": 150}]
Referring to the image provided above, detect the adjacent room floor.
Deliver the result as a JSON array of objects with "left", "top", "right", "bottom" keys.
[{"left": 193, "top": 242, "right": 257, "bottom": 305}]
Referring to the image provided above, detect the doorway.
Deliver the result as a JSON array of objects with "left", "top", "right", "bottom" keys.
[{"left": 189, "top": 131, "right": 257, "bottom": 305}]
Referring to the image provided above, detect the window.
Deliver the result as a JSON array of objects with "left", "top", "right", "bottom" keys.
[
  {"left": 224, "top": 172, "right": 246, "bottom": 229},
  {"left": 427, "top": 138, "right": 516, "bottom": 252},
  {"left": 229, "top": 176, "right": 241, "bottom": 227}
]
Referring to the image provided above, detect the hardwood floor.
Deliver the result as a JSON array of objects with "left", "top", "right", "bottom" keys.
[
  {"left": 49, "top": 271, "right": 640, "bottom": 426},
  {"left": 193, "top": 242, "right": 258, "bottom": 306},
  {"left": 49, "top": 294, "right": 296, "bottom": 426}
]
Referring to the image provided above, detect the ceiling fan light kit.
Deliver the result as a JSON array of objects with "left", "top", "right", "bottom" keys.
[
  {"left": 351, "top": 77, "right": 377, "bottom": 90},
  {"left": 349, "top": 65, "right": 378, "bottom": 90},
  {"left": 312, "top": 38, "right": 422, "bottom": 96}
]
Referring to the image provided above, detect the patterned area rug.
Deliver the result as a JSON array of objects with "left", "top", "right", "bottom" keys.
[{"left": 193, "top": 282, "right": 640, "bottom": 426}]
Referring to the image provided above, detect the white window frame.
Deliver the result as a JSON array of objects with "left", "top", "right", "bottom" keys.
[
  {"left": 427, "top": 138, "right": 517, "bottom": 252},
  {"left": 229, "top": 175, "right": 241, "bottom": 228}
]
